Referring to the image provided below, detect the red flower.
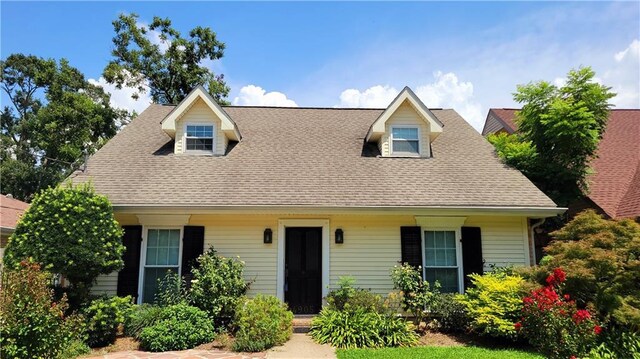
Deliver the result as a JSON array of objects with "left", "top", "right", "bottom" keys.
[
  {"left": 570, "top": 356, "right": 577, "bottom": 359},
  {"left": 564, "top": 294, "right": 571, "bottom": 301},
  {"left": 573, "top": 309, "right": 591, "bottom": 324},
  {"left": 514, "top": 322, "right": 522, "bottom": 331},
  {"left": 594, "top": 325, "right": 602, "bottom": 335},
  {"left": 553, "top": 268, "right": 567, "bottom": 283},
  {"left": 546, "top": 274, "right": 556, "bottom": 285}
]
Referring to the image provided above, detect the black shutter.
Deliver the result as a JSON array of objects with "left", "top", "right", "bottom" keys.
[
  {"left": 181, "top": 226, "right": 205, "bottom": 284},
  {"left": 400, "top": 226, "right": 423, "bottom": 269},
  {"left": 461, "top": 226, "right": 483, "bottom": 291},
  {"left": 117, "top": 225, "right": 143, "bottom": 300}
]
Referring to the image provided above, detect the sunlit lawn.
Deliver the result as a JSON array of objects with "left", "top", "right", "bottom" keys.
[{"left": 337, "top": 346, "right": 544, "bottom": 359}]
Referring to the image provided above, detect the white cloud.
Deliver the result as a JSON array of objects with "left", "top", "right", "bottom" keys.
[
  {"left": 605, "top": 39, "right": 640, "bottom": 107},
  {"left": 137, "top": 21, "right": 170, "bottom": 53},
  {"left": 337, "top": 85, "right": 397, "bottom": 107},
  {"left": 232, "top": 85, "right": 298, "bottom": 107},
  {"left": 88, "top": 77, "right": 152, "bottom": 115},
  {"left": 335, "top": 72, "right": 484, "bottom": 130}
]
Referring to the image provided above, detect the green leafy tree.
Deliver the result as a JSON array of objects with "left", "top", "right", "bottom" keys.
[
  {"left": 529, "top": 210, "right": 640, "bottom": 329},
  {"left": 103, "top": 13, "right": 229, "bottom": 105},
  {"left": 1, "top": 54, "right": 128, "bottom": 201},
  {"left": 490, "top": 67, "right": 615, "bottom": 207},
  {"left": 3, "top": 183, "right": 125, "bottom": 303}
]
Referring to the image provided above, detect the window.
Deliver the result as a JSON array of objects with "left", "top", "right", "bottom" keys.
[
  {"left": 424, "top": 230, "right": 459, "bottom": 293},
  {"left": 142, "top": 229, "right": 181, "bottom": 303},
  {"left": 185, "top": 124, "right": 214, "bottom": 152},
  {"left": 391, "top": 126, "right": 420, "bottom": 155}
]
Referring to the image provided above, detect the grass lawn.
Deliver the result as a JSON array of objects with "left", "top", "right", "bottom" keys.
[{"left": 337, "top": 346, "right": 544, "bottom": 359}]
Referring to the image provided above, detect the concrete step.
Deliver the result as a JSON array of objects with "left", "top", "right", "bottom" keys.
[{"left": 292, "top": 315, "right": 314, "bottom": 333}]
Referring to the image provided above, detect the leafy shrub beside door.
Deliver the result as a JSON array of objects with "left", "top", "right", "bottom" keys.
[
  {"left": 82, "top": 295, "right": 133, "bottom": 347},
  {"left": 232, "top": 295, "right": 293, "bottom": 352}
]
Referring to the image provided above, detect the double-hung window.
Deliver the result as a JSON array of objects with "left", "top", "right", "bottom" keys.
[
  {"left": 142, "top": 229, "right": 181, "bottom": 303},
  {"left": 185, "top": 124, "right": 214, "bottom": 153},
  {"left": 391, "top": 126, "right": 420, "bottom": 156},
  {"left": 423, "top": 230, "right": 459, "bottom": 293}
]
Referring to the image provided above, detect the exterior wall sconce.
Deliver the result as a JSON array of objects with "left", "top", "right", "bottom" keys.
[
  {"left": 335, "top": 228, "right": 344, "bottom": 244},
  {"left": 264, "top": 228, "right": 273, "bottom": 244}
]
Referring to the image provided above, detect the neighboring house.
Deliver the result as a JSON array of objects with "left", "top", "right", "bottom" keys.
[
  {"left": 482, "top": 108, "right": 640, "bottom": 221},
  {"left": 0, "top": 194, "right": 29, "bottom": 262},
  {"left": 70, "top": 86, "right": 563, "bottom": 313}
]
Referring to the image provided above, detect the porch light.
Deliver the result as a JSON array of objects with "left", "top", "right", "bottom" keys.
[
  {"left": 335, "top": 228, "right": 344, "bottom": 244},
  {"left": 264, "top": 228, "right": 273, "bottom": 244}
]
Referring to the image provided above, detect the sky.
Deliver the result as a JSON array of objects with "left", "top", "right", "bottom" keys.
[{"left": 1, "top": 1, "right": 639, "bottom": 131}]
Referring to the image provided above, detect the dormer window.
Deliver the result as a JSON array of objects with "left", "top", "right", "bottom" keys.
[
  {"left": 185, "top": 124, "right": 215, "bottom": 153},
  {"left": 391, "top": 126, "right": 420, "bottom": 156}
]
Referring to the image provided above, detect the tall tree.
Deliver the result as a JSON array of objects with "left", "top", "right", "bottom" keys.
[
  {"left": 103, "top": 13, "right": 230, "bottom": 105},
  {"left": 1, "top": 54, "right": 128, "bottom": 201},
  {"left": 488, "top": 67, "right": 615, "bottom": 207}
]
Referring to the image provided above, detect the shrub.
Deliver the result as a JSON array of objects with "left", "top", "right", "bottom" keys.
[
  {"left": 456, "top": 270, "right": 525, "bottom": 339},
  {"left": 124, "top": 304, "right": 165, "bottom": 339},
  {"left": 57, "top": 339, "right": 91, "bottom": 359},
  {"left": 531, "top": 210, "right": 640, "bottom": 329},
  {"left": 390, "top": 264, "right": 440, "bottom": 322},
  {"left": 3, "top": 183, "right": 125, "bottom": 304},
  {"left": 155, "top": 270, "right": 189, "bottom": 306},
  {"left": 518, "top": 268, "right": 601, "bottom": 359},
  {"left": 232, "top": 295, "right": 293, "bottom": 352},
  {"left": 430, "top": 293, "right": 469, "bottom": 333},
  {"left": 138, "top": 303, "right": 216, "bottom": 352},
  {"left": 589, "top": 329, "right": 640, "bottom": 359},
  {"left": 189, "top": 248, "right": 251, "bottom": 327},
  {"left": 82, "top": 295, "right": 133, "bottom": 347},
  {"left": 0, "top": 260, "right": 81, "bottom": 359},
  {"left": 327, "top": 276, "right": 387, "bottom": 314},
  {"left": 310, "top": 308, "right": 418, "bottom": 349}
]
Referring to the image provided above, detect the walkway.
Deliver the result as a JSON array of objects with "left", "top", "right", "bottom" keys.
[
  {"left": 266, "top": 334, "right": 336, "bottom": 359},
  {"left": 84, "top": 349, "right": 266, "bottom": 359}
]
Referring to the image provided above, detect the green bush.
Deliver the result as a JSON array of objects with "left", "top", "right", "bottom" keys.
[
  {"left": 430, "top": 294, "right": 469, "bottom": 333},
  {"left": 310, "top": 308, "right": 418, "bottom": 349},
  {"left": 327, "top": 276, "right": 387, "bottom": 314},
  {"left": 155, "top": 270, "right": 189, "bottom": 306},
  {"left": 3, "top": 183, "right": 125, "bottom": 304},
  {"left": 189, "top": 248, "right": 251, "bottom": 327},
  {"left": 0, "top": 261, "right": 82, "bottom": 359},
  {"left": 390, "top": 264, "right": 440, "bottom": 322},
  {"left": 82, "top": 295, "right": 132, "bottom": 347},
  {"left": 456, "top": 271, "right": 525, "bottom": 339},
  {"left": 233, "top": 295, "right": 293, "bottom": 352},
  {"left": 57, "top": 339, "right": 91, "bottom": 359},
  {"left": 124, "top": 304, "right": 164, "bottom": 339},
  {"left": 589, "top": 329, "right": 640, "bottom": 359},
  {"left": 138, "top": 303, "right": 216, "bottom": 352}
]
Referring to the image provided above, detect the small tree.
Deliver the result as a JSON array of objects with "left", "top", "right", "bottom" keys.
[
  {"left": 530, "top": 210, "right": 640, "bottom": 329},
  {"left": 3, "top": 183, "right": 124, "bottom": 302},
  {"left": 489, "top": 67, "right": 615, "bottom": 207}
]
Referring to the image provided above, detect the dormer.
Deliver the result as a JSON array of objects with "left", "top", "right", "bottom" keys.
[
  {"left": 366, "top": 87, "right": 443, "bottom": 158},
  {"left": 161, "top": 86, "right": 241, "bottom": 155}
]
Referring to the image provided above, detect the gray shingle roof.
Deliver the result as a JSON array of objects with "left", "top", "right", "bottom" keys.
[{"left": 69, "top": 104, "right": 557, "bottom": 209}]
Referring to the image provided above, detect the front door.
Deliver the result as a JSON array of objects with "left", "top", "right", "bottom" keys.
[{"left": 285, "top": 227, "right": 322, "bottom": 314}]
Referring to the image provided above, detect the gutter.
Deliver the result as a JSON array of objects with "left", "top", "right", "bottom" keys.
[{"left": 529, "top": 218, "right": 546, "bottom": 265}]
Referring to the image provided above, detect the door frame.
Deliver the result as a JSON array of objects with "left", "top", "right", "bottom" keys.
[{"left": 276, "top": 219, "right": 330, "bottom": 303}]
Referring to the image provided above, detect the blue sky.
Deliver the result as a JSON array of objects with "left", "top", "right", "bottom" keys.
[{"left": 2, "top": 1, "right": 639, "bottom": 130}]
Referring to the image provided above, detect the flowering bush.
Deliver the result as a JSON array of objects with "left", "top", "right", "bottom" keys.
[
  {"left": 390, "top": 264, "right": 440, "bottom": 323},
  {"left": 517, "top": 268, "right": 601, "bottom": 359}
]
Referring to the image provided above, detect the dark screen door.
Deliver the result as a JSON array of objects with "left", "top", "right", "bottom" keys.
[{"left": 285, "top": 227, "right": 322, "bottom": 314}]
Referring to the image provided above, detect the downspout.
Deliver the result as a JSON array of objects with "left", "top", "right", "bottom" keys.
[{"left": 529, "top": 218, "right": 546, "bottom": 266}]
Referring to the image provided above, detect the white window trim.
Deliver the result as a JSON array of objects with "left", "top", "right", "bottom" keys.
[
  {"left": 183, "top": 123, "right": 216, "bottom": 155},
  {"left": 276, "top": 219, "right": 330, "bottom": 304},
  {"left": 137, "top": 226, "right": 184, "bottom": 304},
  {"left": 389, "top": 125, "right": 421, "bottom": 157},
  {"left": 421, "top": 227, "right": 464, "bottom": 294}
]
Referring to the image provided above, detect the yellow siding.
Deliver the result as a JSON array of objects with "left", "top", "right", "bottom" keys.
[
  {"left": 93, "top": 213, "right": 530, "bottom": 298},
  {"left": 93, "top": 272, "right": 118, "bottom": 296},
  {"left": 380, "top": 101, "right": 432, "bottom": 157},
  {"left": 173, "top": 98, "right": 226, "bottom": 155}
]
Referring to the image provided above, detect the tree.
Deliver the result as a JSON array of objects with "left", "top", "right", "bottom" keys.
[
  {"left": 489, "top": 67, "right": 615, "bottom": 207},
  {"left": 528, "top": 210, "right": 640, "bottom": 329},
  {"left": 103, "top": 13, "right": 229, "bottom": 105},
  {"left": 3, "top": 183, "right": 125, "bottom": 303},
  {"left": 1, "top": 54, "right": 128, "bottom": 201}
]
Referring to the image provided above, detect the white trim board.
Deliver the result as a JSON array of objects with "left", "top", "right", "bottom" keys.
[{"left": 276, "top": 219, "right": 330, "bottom": 304}]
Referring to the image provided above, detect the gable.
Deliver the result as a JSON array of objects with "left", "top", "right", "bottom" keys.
[
  {"left": 173, "top": 98, "right": 227, "bottom": 155},
  {"left": 161, "top": 86, "right": 241, "bottom": 142}
]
